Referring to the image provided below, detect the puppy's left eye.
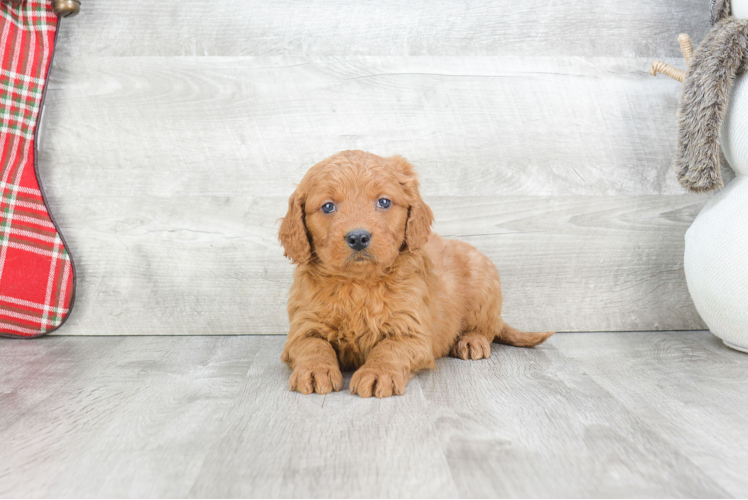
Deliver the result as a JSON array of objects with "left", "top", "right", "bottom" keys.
[{"left": 377, "top": 198, "right": 392, "bottom": 209}]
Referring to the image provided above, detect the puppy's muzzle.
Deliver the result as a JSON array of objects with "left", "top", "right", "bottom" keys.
[{"left": 345, "top": 230, "right": 371, "bottom": 251}]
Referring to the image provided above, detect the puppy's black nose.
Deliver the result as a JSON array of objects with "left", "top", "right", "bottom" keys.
[{"left": 345, "top": 230, "right": 371, "bottom": 251}]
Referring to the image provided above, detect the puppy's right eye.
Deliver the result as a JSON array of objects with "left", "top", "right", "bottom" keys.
[{"left": 321, "top": 202, "right": 336, "bottom": 214}]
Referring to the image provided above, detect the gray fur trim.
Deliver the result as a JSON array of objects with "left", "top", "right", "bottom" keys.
[
  {"left": 712, "top": 0, "right": 732, "bottom": 25},
  {"left": 676, "top": 17, "right": 748, "bottom": 192}
]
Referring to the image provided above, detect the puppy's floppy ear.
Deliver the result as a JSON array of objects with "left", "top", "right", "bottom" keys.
[
  {"left": 279, "top": 188, "right": 312, "bottom": 264},
  {"left": 406, "top": 199, "right": 435, "bottom": 252},
  {"left": 391, "top": 156, "right": 434, "bottom": 252}
]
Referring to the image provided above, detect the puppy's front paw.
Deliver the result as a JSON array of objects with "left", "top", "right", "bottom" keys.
[
  {"left": 451, "top": 333, "right": 491, "bottom": 360},
  {"left": 289, "top": 363, "right": 343, "bottom": 395},
  {"left": 350, "top": 364, "right": 407, "bottom": 398}
]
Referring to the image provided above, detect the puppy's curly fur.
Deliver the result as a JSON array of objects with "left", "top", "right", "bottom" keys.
[{"left": 279, "top": 151, "right": 553, "bottom": 398}]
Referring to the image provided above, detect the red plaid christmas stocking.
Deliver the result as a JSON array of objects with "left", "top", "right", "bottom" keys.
[{"left": 0, "top": 1, "right": 74, "bottom": 338}]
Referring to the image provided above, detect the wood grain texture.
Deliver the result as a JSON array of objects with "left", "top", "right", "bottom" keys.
[
  {"left": 43, "top": 194, "right": 707, "bottom": 335},
  {"left": 41, "top": 56, "right": 699, "bottom": 197},
  {"left": 426, "top": 334, "right": 733, "bottom": 498},
  {"left": 0, "top": 336, "right": 259, "bottom": 497},
  {"left": 31, "top": 1, "right": 721, "bottom": 335},
  {"left": 557, "top": 332, "right": 748, "bottom": 498},
  {"left": 1, "top": 333, "right": 746, "bottom": 498},
  {"left": 54, "top": 0, "right": 712, "bottom": 58}
]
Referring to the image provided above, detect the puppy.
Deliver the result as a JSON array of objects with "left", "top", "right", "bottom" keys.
[{"left": 279, "top": 151, "right": 553, "bottom": 398}]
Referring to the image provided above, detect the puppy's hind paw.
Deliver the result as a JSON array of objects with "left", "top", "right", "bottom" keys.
[{"left": 451, "top": 333, "right": 491, "bottom": 360}]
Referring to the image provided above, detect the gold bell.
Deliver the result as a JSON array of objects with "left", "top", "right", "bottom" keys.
[{"left": 52, "top": 0, "right": 80, "bottom": 17}]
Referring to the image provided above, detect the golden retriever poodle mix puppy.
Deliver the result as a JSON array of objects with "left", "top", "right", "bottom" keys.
[{"left": 279, "top": 150, "right": 553, "bottom": 398}]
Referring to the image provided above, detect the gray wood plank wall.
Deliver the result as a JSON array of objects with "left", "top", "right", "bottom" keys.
[{"left": 38, "top": 1, "right": 721, "bottom": 335}]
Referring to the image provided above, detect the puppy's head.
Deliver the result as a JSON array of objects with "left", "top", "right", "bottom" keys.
[{"left": 279, "top": 151, "right": 433, "bottom": 273}]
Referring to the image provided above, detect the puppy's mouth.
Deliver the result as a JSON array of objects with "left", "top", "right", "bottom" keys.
[{"left": 347, "top": 251, "right": 375, "bottom": 263}]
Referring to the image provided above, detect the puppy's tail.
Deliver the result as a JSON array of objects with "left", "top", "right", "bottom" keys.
[{"left": 496, "top": 323, "right": 554, "bottom": 347}]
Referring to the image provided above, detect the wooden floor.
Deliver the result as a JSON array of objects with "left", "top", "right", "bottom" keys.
[{"left": 1, "top": 332, "right": 747, "bottom": 498}]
